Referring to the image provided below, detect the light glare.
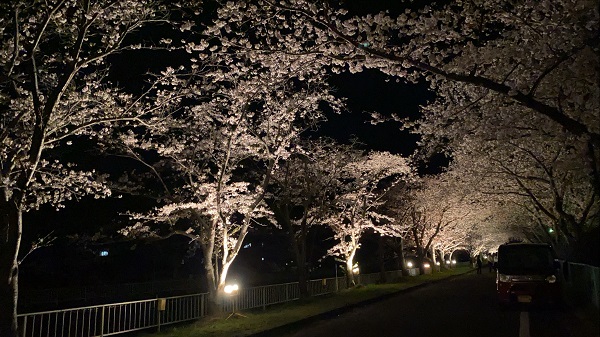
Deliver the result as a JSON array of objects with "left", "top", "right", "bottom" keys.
[{"left": 224, "top": 284, "right": 239, "bottom": 294}]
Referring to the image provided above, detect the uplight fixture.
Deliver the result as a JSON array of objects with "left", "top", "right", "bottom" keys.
[{"left": 224, "top": 284, "right": 239, "bottom": 294}]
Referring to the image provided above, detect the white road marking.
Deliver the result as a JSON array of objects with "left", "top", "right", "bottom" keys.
[{"left": 520, "top": 311, "right": 530, "bottom": 337}]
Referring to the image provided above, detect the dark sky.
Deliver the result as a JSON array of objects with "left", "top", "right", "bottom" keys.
[
  {"left": 320, "top": 0, "right": 438, "bottom": 156},
  {"left": 323, "top": 70, "right": 432, "bottom": 156}
]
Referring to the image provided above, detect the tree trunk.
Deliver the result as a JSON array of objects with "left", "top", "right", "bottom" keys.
[
  {"left": 378, "top": 235, "right": 386, "bottom": 282},
  {"left": 345, "top": 244, "right": 358, "bottom": 287},
  {"left": 296, "top": 240, "right": 309, "bottom": 298},
  {"left": 0, "top": 199, "right": 22, "bottom": 337},
  {"left": 201, "top": 242, "right": 220, "bottom": 315},
  {"left": 291, "top": 221, "right": 309, "bottom": 298},
  {"left": 416, "top": 247, "right": 426, "bottom": 275},
  {"left": 396, "top": 238, "right": 408, "bottom": 276},
  {"left": 430, "top": 247, "right": 437, "bottom": 273},
  {"left": 345, "top": 258, "right": 355, "bottom": 286},
  {"left": 440, "top": 249, "right": 448, "bottom": 269},
  {"left": 272, "top": 200, "right": 311, "bottom": 298}
]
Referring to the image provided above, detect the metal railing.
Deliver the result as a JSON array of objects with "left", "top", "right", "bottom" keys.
[
  {"left": 17, "top": 270, "right": 403, "bottom": 337},
  {"left": 18, "top": 298, "right": 159, "bottom": 337}
]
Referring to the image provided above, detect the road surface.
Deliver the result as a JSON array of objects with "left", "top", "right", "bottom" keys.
[{"left": 280, "top": 271, "right": 598, "bottom": 337}]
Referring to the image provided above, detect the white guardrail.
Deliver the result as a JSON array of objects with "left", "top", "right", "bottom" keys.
[{"left": 17, "top": 270, "right": 404, "bottom": 337}]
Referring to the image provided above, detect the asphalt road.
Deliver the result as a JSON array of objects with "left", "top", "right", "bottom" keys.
[{"left": 279, "top": 270, "right": 598, "bottom": 337}]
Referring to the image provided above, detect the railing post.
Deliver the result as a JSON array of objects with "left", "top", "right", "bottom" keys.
[
  {"left": 22, "top": 316, "right": 27, "bottom": 337},
  {"left": 156, "top": 299, "right": 161, "bottom": 333},
  {"left": 156, "top": 298, "right": 167, "bottom": 332},
  {"left": 100, "top": 306, "right": 105, "bottom": 337},
  {"left": 262, "top": 287, "right": 266, "bottom": 311},
  {"left": 285, "top": 284, "right": 289, "bottom": 301}
]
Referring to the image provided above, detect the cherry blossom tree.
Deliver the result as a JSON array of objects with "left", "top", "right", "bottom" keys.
[
  {"left": 118, "top": 51, "right": 342, "bottom": 312},
  {"left": 441, "top": 159, "right": 561, "bottom": 257},
  {"left": 211, "top": 0, "right": 598, "bottom": 156},
  {"left": 463, "top": 219, "right": 522, "bottom": 259},
  {"left": 386, "top": 173, "right": 478, "bottom": 274},
  {"left": 324, "top": 151, "right": 412, "bottom": 285},
  {"left": 426, "top": 176, "right": 496, "bottom": 268},
  {"left": 266, "top": 139, "right": 352, "bottom": 297},
  {"left": 208, "top": 0, "right": 599, "bottom": 258},
  {"left": 0, "top": 1, "right": 195, "bottom": 334},
  {"left": 446, "top": 127, "right": 599, "bottom": 260},
  {"left": 377, "top": 182, "right": 414, "bottom": 275},
  {"left": 433, "top": 208, "right": 513, "bottom": 267},
  {"left": 432, "top": 222, "right": 470, "bottom": 269}
]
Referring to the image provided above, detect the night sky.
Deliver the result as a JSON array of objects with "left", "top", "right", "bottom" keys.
[{"left": 324, "top": 71, "right": 431, "bottom": 156}]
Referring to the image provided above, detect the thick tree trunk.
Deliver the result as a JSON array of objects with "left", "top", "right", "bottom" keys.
[
  {"left": 296, "top": 245, "right": 309, "bottom": 298},
  {"left": 345, "top": 259, "right": 355, "bottom": 286},
  {"left": 201, "top": 243, "right": 220, "bottom": 315},
  {"left": 288, "top": 221, "right": 309, "bottom": 298},
  {"left": 416, "top": 247, "right": 426, "bottom": 275},
  {"left": 0, "top": 199, "right": 22, "bottom": 337},
  {"left": 270, "top": 197, "right": 311, "bottom": 297},
  {"left": 345, "top": 244, "right": 358, "bottom": 287},
  {"left": 396, "top": 238, "right": 408, "bottom": 276}
]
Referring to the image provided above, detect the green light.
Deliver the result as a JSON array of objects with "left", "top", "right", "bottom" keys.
[{"left": 548, "top": 228, "right": 554, "bottom": 233}]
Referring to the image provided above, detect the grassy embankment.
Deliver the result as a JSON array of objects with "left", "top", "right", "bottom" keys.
[{"left": 145, "top": 266, "right": 473, "bottom": 337}]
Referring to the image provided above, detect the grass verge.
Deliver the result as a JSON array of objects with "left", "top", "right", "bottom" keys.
[{"left": 145, "top": 267, "right": 473, "bottom": 337}]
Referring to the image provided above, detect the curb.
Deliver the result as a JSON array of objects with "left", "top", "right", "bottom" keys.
[{"left": 247, "top": 269, "right": 475, "bottom": 337}]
